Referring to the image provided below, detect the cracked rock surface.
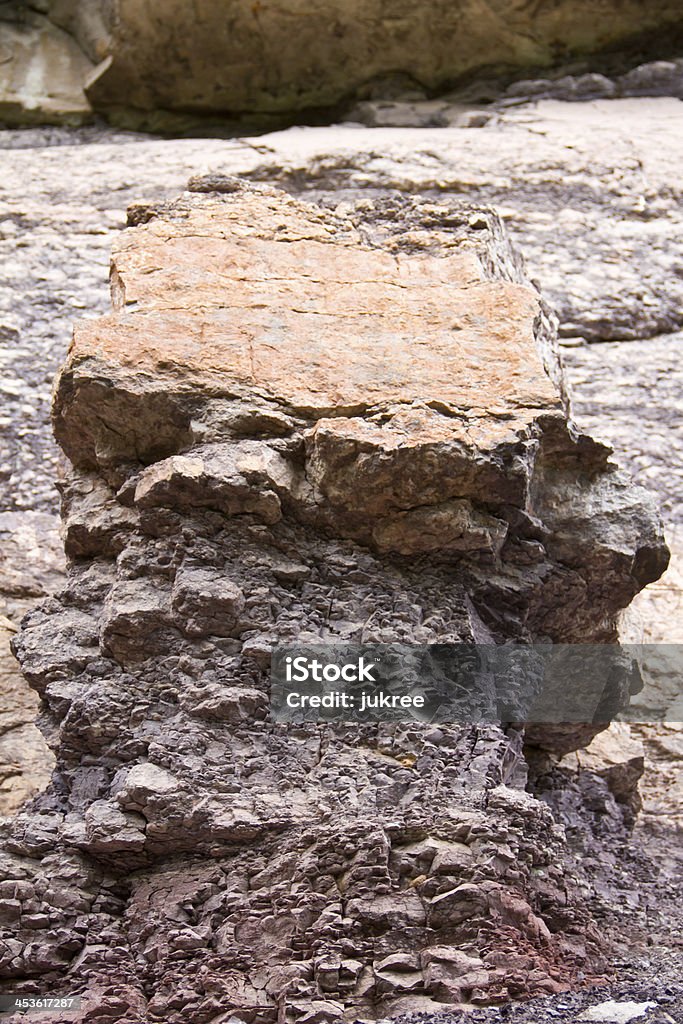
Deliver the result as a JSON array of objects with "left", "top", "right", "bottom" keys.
[
  {"left": 0, "top": 92, "right": 682, "bottom": 1022},
  {"left": 0, "top": 183, "right": 668, "bottom": 1022}
]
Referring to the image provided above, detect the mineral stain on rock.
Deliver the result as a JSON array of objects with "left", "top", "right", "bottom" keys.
[{"left": 0, "top": 182, "right": 670, "bottom": 1021}]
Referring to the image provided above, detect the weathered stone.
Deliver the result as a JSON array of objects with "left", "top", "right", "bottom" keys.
[
  {"left": 561, "top": 723, "right": 645, "bottom": 807},
  {"left": 0, "top": 7, "right": 93, "bottom": 126},
  {"left": 0, "top": 512, "right": 65, "bottom": 606},
  {"left": 133, "top": 445, "right": 290, "bottom": 525},
  {"left": 171, "top": 566, "right": 245, "bottom": 638},
  {"left": 0, "top": 618, "right": 53, "bottom": 816},
  {"left": 0, "top": 512, "right": 64, "bottom": 815},
  {"left": 62, "top": 475, "right": 138, "bottom": 559},
  {"left": 427, "top": 883, "right": 489, "bottom": 928},
  {"left": 114, "top": 763, "right": 181, "bottom": 810},
  {"left": 99, "top": 579, "right": 172, "bottom": 663},
  {"left": 421, "top": 946, "right": 490, "bottom": 1002},
  {"left": 35, "top": 2, "right": 683, "bottom": 124},
  {"left": 53, "top": 185, "right": 667, "bottom": 648},
  {"left": 82, "top": 800, "right": 146, "bottom": 855},
  {"left": 1, "top": 84, "right": 682, "bottom": 1020},
  {"left": 3, "top": 1, "right": 683, "bottom": 127},
  {"left": 218, "top": 99, "right": 683, "bottom": 355},
  {"left": 371, "top": 499, "right": 508, "bottom": 557},
  {"left": 0, "top": 181, "right": 671, "bottom": 1022},
  {"left": 430, "top": 841, "right": 474, "bottom": 875}
]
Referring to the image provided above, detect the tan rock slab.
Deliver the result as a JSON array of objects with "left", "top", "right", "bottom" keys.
[{"left": 56, "top": 187, "right": 558, "bottom": 468}]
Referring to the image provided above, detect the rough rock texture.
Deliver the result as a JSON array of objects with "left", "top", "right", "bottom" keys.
[
  {"left": 1, "top": 2, "right": 683, "bottom": 127},
  {"left": 0, "top": 616, "right": 52, "bottom": 815},
  {"left": 83, "top": 0, "right": 683, "bottom": 122},
  {"left": 0, "top": 183, "right": 669, "bottom": 1022},
  {"left": 228, "top": 99, "right": 683, "bottom": 350},
  {"left": 498, "top": 57, "right": 683, "bottom": 104},
  {"left": 54, "top": 184, "right": 667, "bottom": 643},
  {"left": 0, "top": 99, "right": 681, "bottom": 1019},
  {"left": 0, "top": 512, "right": 61, "bottom": 816},
  {"left": 348, "top": 57, "right": 683, "bottom": 128},
  {"left": 3, "top": 100, "right": 682, "bottom": 522}
]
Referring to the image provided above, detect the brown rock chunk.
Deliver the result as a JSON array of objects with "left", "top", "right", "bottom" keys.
[
  {"left": 50, "top": 183, "right": 669, "bottom": 649},
  {"left": 99, "top": 578, "right": 171, "bottom": 662},
  {"left": 115, "top": 763, "right": 181, "bottom": 813},
  {"left": 62, "top": 474, "right": 138, "bottom": 558},
  {"left": 374, "top": 952, "right": 423, "bottom": 994},
  {"left": 372, "top": 499, "right": 508, "bottom": 556},
  {"left": 54, "top": 187, "right": 556, "bottom": 471},
  {"left": 171, "top": 566, "right": 245, "bottom": 637},
  {"left": 421, "top": 946, "right": 490, "bottom": 1002},
  {"left": 133, "top": 444, "right": 291, "bottom": 525},
  {"left": 427, "top": 882, "right": 488, "bottom": 927}
]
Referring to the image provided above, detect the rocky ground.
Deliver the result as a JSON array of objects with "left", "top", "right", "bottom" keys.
[{"left": 0, "top": 90, "right": 681, "bottom": 1021}]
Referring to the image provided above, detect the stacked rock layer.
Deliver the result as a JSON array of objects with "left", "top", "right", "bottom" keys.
[{"left": 0, "top": 184, "right": 668, "bottom": 1022}]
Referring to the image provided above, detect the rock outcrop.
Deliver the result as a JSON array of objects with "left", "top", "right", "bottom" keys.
[
  {"left": 1, "top": 1, "right": 682, "bottom": 127},
  {"left": 83, "top": 0, "right": 683, "bottom": 125},
  {"left": 0, "top": 184, "right": 669, "bottom": 1021}
]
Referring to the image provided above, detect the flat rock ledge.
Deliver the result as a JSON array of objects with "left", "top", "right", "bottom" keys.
[{"left": 0, "top": 184, "right": 669, "bottom": 1022}]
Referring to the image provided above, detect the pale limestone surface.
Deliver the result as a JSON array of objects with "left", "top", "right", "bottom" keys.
[{"left": 0, "top": 10, "right": 93, "bottom": 125}]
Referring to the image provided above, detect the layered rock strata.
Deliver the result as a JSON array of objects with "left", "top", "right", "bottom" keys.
[{"left": 0, "top": 184, "right": 669, "bottom": 1022}]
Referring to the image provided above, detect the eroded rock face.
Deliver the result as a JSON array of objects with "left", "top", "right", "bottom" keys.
[
  {"left": 0, "top": 184, "right": 668, "bottom": 1021},
  {"left": 54, "top": 184, "right": 667, "bottom": 643},
  {"left": 2, "top": 2, "right": 682, "bottom": 127},
  {"left": 67, "top": 1, "right": 683, "bottom": 123}
]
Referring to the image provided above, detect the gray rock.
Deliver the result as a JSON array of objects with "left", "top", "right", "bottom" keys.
[
  {"left": 0, "top": 170, "right": 676, "bottom": 1023},
  {"left": 171, "top": 566, "right": 245, "bottom": 638},
  {"left": 3, "top": 184, "right": 663, "bottom": 1020}
]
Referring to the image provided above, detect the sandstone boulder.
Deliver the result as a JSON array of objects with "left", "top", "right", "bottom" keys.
[{"left": 2, "top": 2, "right": 682, "bottom": 127}]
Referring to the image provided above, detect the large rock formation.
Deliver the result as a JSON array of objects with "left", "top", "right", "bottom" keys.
[
  {"left": 1, "top": 1, "right": 682, "bottom": 127},
  {"left": 82, "top": 0, "right": 683, "bottom": 123},
  {"left": 0, "top": 183, "right": 669, "bottom": 1022}
]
